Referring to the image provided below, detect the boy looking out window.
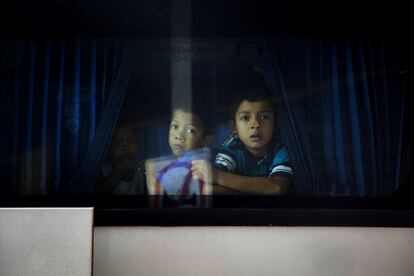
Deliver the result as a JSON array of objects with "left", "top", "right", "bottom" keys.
[{"left": 192, "top": 83, "right": 293, "bottom": 195}]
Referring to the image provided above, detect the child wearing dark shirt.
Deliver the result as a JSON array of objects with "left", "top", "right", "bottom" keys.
[{"left": 98, "top": 124, "right": 146, "bottom": 194}]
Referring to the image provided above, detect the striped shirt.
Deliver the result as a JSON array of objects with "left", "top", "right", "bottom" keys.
[{"left": 214, "top": 134, "right": 293, "bottom": 178}]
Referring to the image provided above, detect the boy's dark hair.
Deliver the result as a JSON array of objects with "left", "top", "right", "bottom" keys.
[
  {"left": 172, "top": 88, "right": 215, "bottom": 136},
  {"left": 229, "top": 81, "right": 276, "bottom": 120}
]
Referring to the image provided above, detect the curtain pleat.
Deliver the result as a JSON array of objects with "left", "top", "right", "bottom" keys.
[
  {"left": 11, "top": 43, "right": 22, "bottom": 194},
  {"left": 54, "top": 40, "right": 65, "bottom": 194},
  {"left": 24, "top": 42, "right": 36, "bottom": 194},
  {"left": 69, "top": 42, "right": 137, "bottom": 194},
  {"left": 88, "top": 40, "right": 97, "bottom": 146},
  {"left": 40, "top": 41, "right": 51, "bottom": 193}
]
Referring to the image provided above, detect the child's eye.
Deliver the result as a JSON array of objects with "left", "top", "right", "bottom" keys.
[
  {"left": 186, "top": 128, "right": 196, "bottom": 135},
  {"left": 260, "top": 114, "right": 271, "bottom": 120},
  {"left": 239, "top": 115, "right": 249, "bottom": 121},
  {"left": 170, "top": 124, "right": 178, "bottom": 130}
]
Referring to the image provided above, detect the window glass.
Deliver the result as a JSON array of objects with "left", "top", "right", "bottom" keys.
[{"left": 0, "top": 37, "right": 408, "bottom": 204}]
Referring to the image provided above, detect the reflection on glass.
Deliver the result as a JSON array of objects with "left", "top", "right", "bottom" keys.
[
  {"left": 0, "top": 38, "right": 408, "bottom": 200},
  {"left": 146, "top": 150, "right": 212, "bottom": 208}
]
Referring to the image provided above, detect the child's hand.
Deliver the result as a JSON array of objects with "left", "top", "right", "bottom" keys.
[
  {"left": 191, "top": 159, "right": 215, "bottom": 195},
  {"left": 191, "top": 159, "right": 214, "bottom": 184}
]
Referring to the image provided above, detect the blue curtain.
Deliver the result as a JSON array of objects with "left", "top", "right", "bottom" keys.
[
  {"left": 69, "top": 42, "right": 138, "bottom": 194},
  {"left": 0, "top": 39, "right": 132, "bottom": 194},
  {"left": 260, "top": 39, "right": 407, "bottom": 196}
]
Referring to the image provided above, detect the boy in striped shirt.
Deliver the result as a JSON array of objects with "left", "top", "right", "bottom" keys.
[{"left": 192, "top": 83, "right": 293, "bottom": 195}]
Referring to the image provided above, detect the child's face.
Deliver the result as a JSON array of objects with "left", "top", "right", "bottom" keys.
[
  {"left": 169, "top": 109, "right": 206, "bottom": 157},
  {"left": 234, "top": 100, "right": 275, "bottom": 157},
  {"left": 110, "top": 127, "right": 138, "bottom": 162}
]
